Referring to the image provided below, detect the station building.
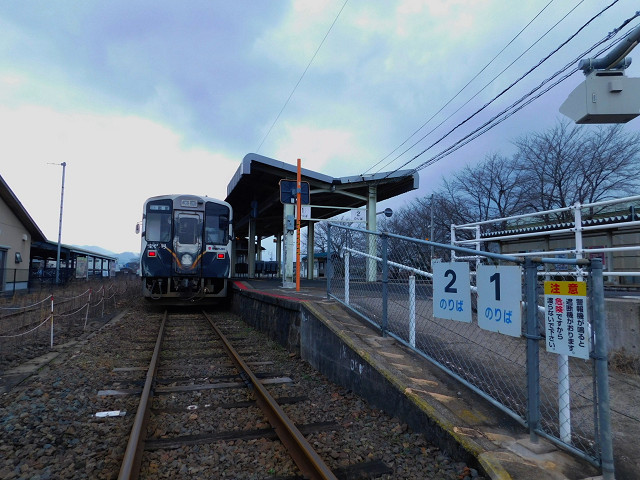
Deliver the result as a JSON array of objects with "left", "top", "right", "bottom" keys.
[{"left": 0, "top": 174, "right": 116, "bottom": 295}]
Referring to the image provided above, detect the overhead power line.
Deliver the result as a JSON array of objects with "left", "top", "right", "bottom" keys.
[
  {"left": 362, "top": 0, "right": 563, "bottom": 176},
  {"left": 256, "top": 0, "right": 349, "bottom": 154},
  {"left": 406, "top": 15, "right": 640, "bottom": 176},
  {"left": 368, "top": 0, "right": 587, "bottom": 176},
  {"left": 377, "top": 0, "right": 626, "bottom": 180}
]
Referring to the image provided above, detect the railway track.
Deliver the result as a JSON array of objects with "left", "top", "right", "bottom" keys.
[
  {"left": 0, "top": 304, "right": 468, "bottom": 479},
  {"left": 118, "top": 310, "right": 342, "bottom": 479}
]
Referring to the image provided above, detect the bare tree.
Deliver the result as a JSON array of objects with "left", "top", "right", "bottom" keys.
[
  {"left": 450, "top": 153, "right": 531, "bottom": 223},
  {"left": 579, "top": 124, "right": 640, "bottom": 205},
  {"left": 313, "top": 219, "right": 358, "bottom": 257},
  {"left": 515, "top": 120, "right": 640, "bottom": 220},
  {"left": 386, "top": 119, "right": 640, "bottom": 241}
]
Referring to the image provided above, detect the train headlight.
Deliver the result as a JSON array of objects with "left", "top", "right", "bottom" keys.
[{"left": 181, "top": 254, "right": 193, "bottom": 266}]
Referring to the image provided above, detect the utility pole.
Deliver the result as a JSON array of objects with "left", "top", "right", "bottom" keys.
[{"left": 54, "top": 162, "right": 67, "bottom": 285}]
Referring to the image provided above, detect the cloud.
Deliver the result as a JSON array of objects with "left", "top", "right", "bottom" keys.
[
  {"left": 0, "top": 105, "right": 238, "bottom": 252},
  {"left": 272, "top": 122, "right": 361, "bottom": 174},
  {"left": 1, "top": 0, "right": 639, "bottom": 253}
]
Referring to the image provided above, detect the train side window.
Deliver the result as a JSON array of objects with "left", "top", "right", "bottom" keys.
[{"left": 205, "top": 203, "right": 230, "bottom": 245}]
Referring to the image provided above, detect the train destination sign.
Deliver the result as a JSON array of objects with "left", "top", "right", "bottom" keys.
[
  {"left": 476, "top": 265, "right": 522, "bottom": 337},
  {"left": 544, "top": 280, "right": 590, "bottom": 359},
  {"left": 432, "top": 261, "right": 471, "bottom": 323}
]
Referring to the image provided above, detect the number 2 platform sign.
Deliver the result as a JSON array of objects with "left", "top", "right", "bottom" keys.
[
  {"left": 433, "top": 262, "right": 471, "bottom": 323},
  {"left": 544, "top": 280, "right": 589, "bottom": 359}
]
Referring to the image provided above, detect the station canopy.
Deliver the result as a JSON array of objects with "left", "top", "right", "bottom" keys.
[{"left": 226, "top": 153, "right": 419, "bottom": 239}]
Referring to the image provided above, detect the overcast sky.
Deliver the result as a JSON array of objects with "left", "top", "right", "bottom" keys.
[{"left": 2, "top": 0, "right": 639, "bottom": 255}]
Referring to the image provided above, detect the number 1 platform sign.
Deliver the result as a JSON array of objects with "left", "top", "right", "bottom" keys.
[
  {"left": 544, "top": 280, "right": 590, "bottom": 359},
  {"left": 477, "top": 265, "right": 522, "bottom": 337},
  {"left": 433, "top": 262, "right": 471, "bottom": 323}
]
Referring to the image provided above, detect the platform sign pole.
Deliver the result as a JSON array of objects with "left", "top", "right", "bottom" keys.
[
  {"left": 591, "top": 258, "right": 615, "bottom": 480},
  {"left": 296, "top": 159, "right": 302, "bottom": 292},
  {"left": 524, "top": 258, "right": 540, "bottom": 444}
]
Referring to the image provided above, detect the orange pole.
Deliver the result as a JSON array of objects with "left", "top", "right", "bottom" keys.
[{"left": 296, "top": 158, "right": 302, "bottom": 291}]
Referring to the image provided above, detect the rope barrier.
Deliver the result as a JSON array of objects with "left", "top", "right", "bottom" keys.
[
  {"left": 0, "top": 295, "right": 53, "bottom": 311},
  {"left": 89, "top": 298, "right": 104, "bottom": 309},
  {"left": 0, "top": 316, "right": 53, "bottom": 338},
  {"left": 55, "top": 303, "right": 90, "bottom": 318},
  {"left": 54, "top": 289, "right": 91, "bottom": 302},
  {"left": 0, "top": 280, "right": 136, "bottom": 348}
]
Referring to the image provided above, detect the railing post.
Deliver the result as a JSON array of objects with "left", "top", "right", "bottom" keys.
[
  {"left": 525, "top": 258, "right": 540, "bottom": 443},
  {"left": 50, "top": 295, "right": 54, "bottom": 348},
  {"left": 344, "top": 252, "right": 350, "bottom": 305},
  {"left": 381, "top": 232, "right": 388, "bottom": 337},
  {"left": 409, "top": 275, "right": 416, "bottom": 347},
  {"left": 591, "top": 258, "right": 615, "bottom": 480},
  {"left": 84, "top": 289, "right": 92, "bottom": 330},
  {"left": 326, "top": 224, "right": 332, "bottom": 298}
]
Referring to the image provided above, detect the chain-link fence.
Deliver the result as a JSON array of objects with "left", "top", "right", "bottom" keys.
[{"left": 326, "top": 223, "right": 615, "bottom": 477}]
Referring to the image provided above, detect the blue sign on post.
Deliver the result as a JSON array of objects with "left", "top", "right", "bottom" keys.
[{"left": 279, "top": 179, "right": 310, "bottom": 204}]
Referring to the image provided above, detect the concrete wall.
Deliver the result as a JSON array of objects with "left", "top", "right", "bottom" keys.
[
  {"left": 229, "top": 288, "right": 301, "bottom": 352},
  {"left": 229, "top": 287, "right": 484, "bottom": 469},
  {"left": 231, "top": 285, "right": 640, "bottom": 373}
]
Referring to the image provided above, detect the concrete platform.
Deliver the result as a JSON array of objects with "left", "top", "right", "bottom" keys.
[{"left": 230, "top": 278, "right": 629, "bottom": 480}]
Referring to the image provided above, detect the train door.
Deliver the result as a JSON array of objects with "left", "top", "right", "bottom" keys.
[
  {"left": 202, "top": 202, "right": 231, "bottom": 278},
  {"left": 173, "top": 211, "right": 203, "bottom": 275}
]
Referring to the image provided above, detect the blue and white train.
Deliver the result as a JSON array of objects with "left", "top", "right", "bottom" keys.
[{"left": 138, "top": 194, "right": 232, "bottom": 303}]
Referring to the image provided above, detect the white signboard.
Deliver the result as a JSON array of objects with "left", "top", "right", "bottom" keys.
[
  {"left": 544, "top": 281, "right": 590, "bottom": 359},
  {"left": 293, "top": 206, "right": 311, "bottom": 220},
  {"left": 477, "top": 265, "right": 522, "bottom": 337},
  {"left": 432, "top": 262, "right": 471, "bottom": 322},
  {"left": 350, "top": 209, "right": 366, "bottom": 222},
  {"left": 76, "top": 256, "right": 88, "bottom": 279}
]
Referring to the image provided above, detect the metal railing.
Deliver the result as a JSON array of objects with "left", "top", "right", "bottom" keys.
[
  {"left": 451, "top": 195, "right": 640, "bottom": 286},
  {"left": 326, "top": 223, "right": 615, "bottom": 479}
]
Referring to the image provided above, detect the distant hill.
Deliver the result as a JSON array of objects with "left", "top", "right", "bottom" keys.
[{"left": 76, "top": 246, "right": 139, "bottom": 265}]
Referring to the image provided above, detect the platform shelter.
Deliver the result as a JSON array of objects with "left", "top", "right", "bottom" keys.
[{"left": 225, "top": 153, "right": 418, "bottom": 281}]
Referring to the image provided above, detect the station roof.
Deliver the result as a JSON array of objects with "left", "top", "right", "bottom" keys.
[
  {"left": 226, "top": 153, "right": 419, "bottom": 238},
  {"left": 31, "top": 240, "right": 117, "bottom": 262}
]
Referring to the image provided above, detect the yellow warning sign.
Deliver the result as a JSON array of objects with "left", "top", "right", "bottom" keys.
[{"left": 543, "top": 281, "right": 587, "bottom": 297}]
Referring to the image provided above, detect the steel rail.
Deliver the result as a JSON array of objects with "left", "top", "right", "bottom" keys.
[
  {"left": 118, "top": 310, "right": 167, "bottom": 480},
  {"left": 202, "top": 311, "right": 338, "bottom": 480}
]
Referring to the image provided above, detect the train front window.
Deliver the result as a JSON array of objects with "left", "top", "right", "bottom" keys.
[
  {"left": 146, "top": 201, "right": 172, "bottom": 242},
  {"left": 205, "top": 203, "right": 230, "bottom": 245},
  {"left": 176, "top": 214, "right": 201, "bottom": 245}
]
